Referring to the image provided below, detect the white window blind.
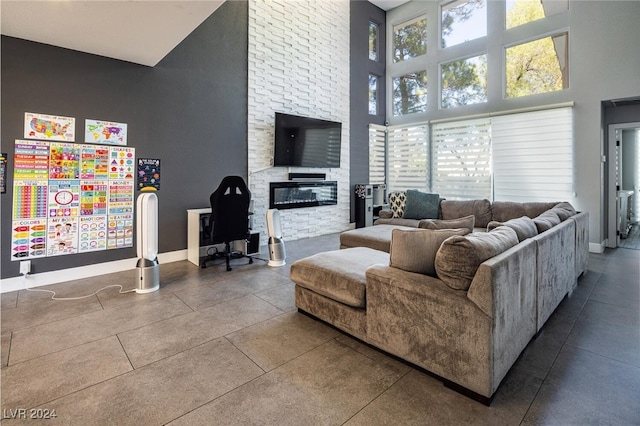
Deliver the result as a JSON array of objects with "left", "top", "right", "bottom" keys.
[
  {"left": 387, "top": 124, "right": 429, "bottom": 192},
  {"left": 368, "top": 124, "right": 386, "bottom": 185},
  {"left": 432, "top": 118, "right": 492, "bottom": 199},
  {"left": 492, "top": 107, "right": 573, "bottom": 202}
]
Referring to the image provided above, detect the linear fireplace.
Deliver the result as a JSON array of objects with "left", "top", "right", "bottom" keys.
[{"left": 269, "top": 181, "right": 338, "bottom": 210}]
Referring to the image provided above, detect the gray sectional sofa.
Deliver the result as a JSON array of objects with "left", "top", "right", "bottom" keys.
[{"left": 290, "top": 197, "right": 589, "bottom": 403}]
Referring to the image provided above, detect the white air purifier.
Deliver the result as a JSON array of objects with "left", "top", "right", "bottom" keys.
[
  {"left": 136, "top": 192, "right": 160, "bottom": 293},
  {"left": 266, "top": 209, "right": 286, "bottom": 267}
]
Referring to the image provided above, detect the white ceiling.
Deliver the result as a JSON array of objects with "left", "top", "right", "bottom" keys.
[
  {"left": 0, "top": 0, "right": 407, "bottom": 67},
  {"left": 0, "top": 0, "right": 225, "bottom": 67}
]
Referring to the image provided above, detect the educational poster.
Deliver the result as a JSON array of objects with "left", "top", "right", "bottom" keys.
[
  {"left": 11, "top": 219, "right": 47, "bottom": 260},
  {"left": 46, "top": 217, "right": 79, "bottom": 256},
  {"left": 48, "top": 180, "right": 80, "bottom": 218},
  {"left": 108, "top": 180, "right": 134, "bottom": 214},
  {"left": 80, "top": 181, "right": 108, "bottom": 215},
  {"left": 49, "top": 142, "right": 80, "bottom": 180},
  {"left": 13, "top": 140, "right": 50, "bottom": 180},
  {"left": 79, "top": 216, "right": 108, "bottom": 253},
  {"left": 24, "top": 112, "right": 75, "bottom": 141},
  {"left": 109, "top": 147, "right": 135, "bottom": 179},
  {"left": 1, "top": 153, "right": 7, "bottom": 194},
  {"left": 137, "top": 158, "right": 160, "bottom": 191},
  {"left": 80, "top": 145, "right": 109, "bottom": 179},
  {"left": 85, "top": 119, "right": 127, "bottom": 146},
  {"left": 107, "top": 214, "right": 133, "bottom": 249},
  {"left": 13, "top": 180, "right": 48, "bottom": 219}
]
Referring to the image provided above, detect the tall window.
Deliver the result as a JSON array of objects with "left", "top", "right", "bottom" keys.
[
  {"left": 369, "top": 124, "right": 386, "bottom": 185},
  {"left": 387, "top": 124, "right": 429, "bottom": 192},
  {"left": 506, "top": 0, "right": 568, "bottom": 29},
  {"left": 505, "top": 32, "right": 569, "bottom": 98},
  {"left": 441, "top": 54, "right": 487, "bottom": 108},
  {"left": 369, "top": 74, "right": 378, "bottom": 115},
  {"left": 441, "top": 0, "right": 487, "bottom": 48},
  {"left": 392, "top": 16, "right": 427, "bottom": 63},
  {"left": 393, "top": 71, "right": 428, "bottom": 116},
  {"left": 369, "top": 21, "right": 379, "bottom": 61}
]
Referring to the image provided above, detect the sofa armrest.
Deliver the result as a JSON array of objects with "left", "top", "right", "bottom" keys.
[{"left": 378, "top": 209, "right": 393, "bottom": 219}]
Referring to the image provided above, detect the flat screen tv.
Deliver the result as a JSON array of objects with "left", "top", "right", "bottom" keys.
[{"left": 273, "top": 112, "right": 342, "bottom": 168}]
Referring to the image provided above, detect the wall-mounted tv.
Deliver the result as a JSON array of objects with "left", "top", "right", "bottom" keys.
[{"left": 273, "top": 112, "right": 342, "bottom": 168}]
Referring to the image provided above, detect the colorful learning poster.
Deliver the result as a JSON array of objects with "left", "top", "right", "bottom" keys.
[
  {"left": 79, "top": 216, "right": 108, "bottom": 253},
  {"left": 80, "top": 180, "right": 108, "bottom": 216},
  {"left": 11, "top": 218, "right": 47, "bottom": 260},
  {"left": 46, "top": 217, "right": 79, "bottom": 256},
  {"left": 85, "top": 119, "right": 127, "bottom": 146},
  {"left": 24, "top": 112, "right": 75, "bottom": 141},
  {"left": 13, "top": 140, "right": 50, "bottom": 180},
  {"left": 49, "top": 143, "right": 80, "bottom": 180},
  {"left": 13, "top": 180, "right": 48, "bottom": 219},
  {"left": 137, "top": 158, "right": 160, "bottom": 191},
  {"left": 80, "top": 144, "right": 110, "bottom": 179},
  {"left": 48, "top": 180, "right": 80, "bottom": 218},
  {"left": 0, "top": 153, "right": 6, "bottom": 194},
  {"left": 108, "top": 180, "right": 134, "bottom": 214},
  {"left": 108, "top": 147, "right": 135, "bottom": 180},
  {"left": 107, "top": 214, "right": 133, "bottom": 249}
]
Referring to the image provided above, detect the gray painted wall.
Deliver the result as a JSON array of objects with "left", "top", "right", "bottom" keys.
[{"left": 1, "top": 1, "right": 248, "bottom": 278}]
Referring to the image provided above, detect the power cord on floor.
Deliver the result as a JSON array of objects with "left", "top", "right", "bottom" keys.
[{"left": 22, "top": 273, "right": 136, "bottom": 301}]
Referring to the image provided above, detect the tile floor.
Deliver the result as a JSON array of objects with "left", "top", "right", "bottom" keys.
[{"left": 1, "top": 233, "right": 639, "bottom": 425}]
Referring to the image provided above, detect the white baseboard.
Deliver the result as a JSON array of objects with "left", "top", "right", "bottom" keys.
[
  {"left": 589, "top": 242, "right": 605, "bottom": 253},
  {"left": 0, "top": 250, "right": 187, "bottom": 293}
]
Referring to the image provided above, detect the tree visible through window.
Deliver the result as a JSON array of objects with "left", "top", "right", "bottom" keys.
[
  {"left": 441, "top": 55, "right": 487, "bottom": 108},
  {"left": 369, "top": 74, "right": 378, "bottom": 115},
  {"left": 393, "top": 71, "right": 428, "bottom": 116},
  {"left": 369, "top": 21, "right": 379, "bottom": 61},
  {"left": 392, "top": 16, "right": 427, "bottom": 63},
  {"left": 441, "top": 0, "right": 486, "bottom": 48}
]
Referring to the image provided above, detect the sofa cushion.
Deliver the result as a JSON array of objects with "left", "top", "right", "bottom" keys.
[
  {"left": 533, "top": 210, "right": 561, "bottom": 233},
  {"left": 440, "top": 199, "right": 492, "bottom": 228},
  {"left": 550, "top": 202, "right": 577, "bottom": 221},
  {"left": 402, "top": 190, "right": 440, "bottom": 220},
  {"left": 388, "top": 191, "right": 406, "bottom": 218},
  {"left": 340, "top": 224, "right": 416, "bottom": 252},
  {"left": 435, "top": 226, "right": 519, "bottom": 290},
  {"left": 418, "top": 215, "right": 475, "bottom": 233},
  {"left": 290, "top": 247, "right": 390, "bottom": 308},
  {"left": 389, "top": 228, "right": 470, "bottom": 276},
  {"left": 491, "top": 201, "right": 557, "bottom": 223},
  {"left": 486, "top": 216, "right": 538, "bottom": 242}
]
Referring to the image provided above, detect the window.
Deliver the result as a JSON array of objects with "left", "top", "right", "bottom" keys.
[
  {"left": 369, "top": 74, "right": 378, "bottom": 115},
  {"left": 393, "top": 71, "right": 428, "bottom": 116},
  {"left": 392, "top": 16, "right": 427, "bottom": 63},
  {"left": 441, "top": 54, "right": 487, "bottom": 108},
  {"left": 505, "top": 32, "right": 568, "bottom": 98},
  {"left": 492, "top": 107, "right": 573, "bottom": 201},
  {"left": 369, "top": 21, "right": 379, "bottom": 61},
  {"left": 441, "top": 0, "right": 487, "bottom": 48},
  {"left": 387, "top": 124, "right": 429, "bottom": 192},
  {"left": 369, "top": 124, "right": 386, "bottom": 185},
  {"left": 431, "top": 119, "right": 492, "bottom": 199},
  {"left": 506, "top": 0, "right": 568, "bottom": 29}
]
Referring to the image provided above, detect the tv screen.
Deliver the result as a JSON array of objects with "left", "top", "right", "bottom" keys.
[{"left": 273, "top": 112, "right": 342, "bottom": 168}]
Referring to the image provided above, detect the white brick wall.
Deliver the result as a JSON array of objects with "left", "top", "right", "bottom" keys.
[{"left": 248, "top": 0, "right": 351, "bottom": 243}]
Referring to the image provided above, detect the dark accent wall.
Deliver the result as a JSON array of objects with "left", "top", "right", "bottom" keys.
[
  {"left": 1, "top": 1, "right": 248, "bottom": 278},
  {"left": 349, "top": 0, "right": 386, "bottom": 222}
]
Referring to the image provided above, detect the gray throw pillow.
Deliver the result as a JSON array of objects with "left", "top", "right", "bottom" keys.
[
  {"left": 402, "top": 190, "right": 440, "bottom": 220},
  {"left": 390, "top": 228, "right": 470, "bottom": 276},
  {"left": 435, "top": 226, "right": 519, "bottom": 291},
  {"left": 418, "top": 215, "right": 475, "bottom": 232},
  {"left": 487, "top": 216, "right": 538, "bottom": 242},
  {"left": 533, "top": 210, "right": 561, "bottom": 233},
  {"left": 550, "top": 202, "right": 577, "bottom": 221}
]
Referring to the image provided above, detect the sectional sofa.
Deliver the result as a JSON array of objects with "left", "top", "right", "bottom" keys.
[{"left": 290, "top": 197, "right": 589, "bottom": 403}]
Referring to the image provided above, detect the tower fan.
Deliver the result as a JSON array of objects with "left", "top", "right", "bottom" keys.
[
  {"left": 266, "top": 209, "right": 286, "bottom": 266},
  {"left": 136, "top": 192, "right": 160, "bottom": 293}
]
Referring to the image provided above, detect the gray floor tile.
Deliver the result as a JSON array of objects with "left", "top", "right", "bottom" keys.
[
  {"left": 254, "top": 281, "right": 297, "bottom": 312},
  {"left": 226, "top": 311, "right": 339, "bottom": 371},
  {"left": 118, "top": 294, "right": 283, "bottom": 368},
  {"left": 1, "top": 336, "right": 132, "bottom": 410},
  {"left": 167, "top": 338, "right": 403, "bottom": 426},
  {"left": 590, "top": 271, "right": 639, "bottom": 309},
  {"left": 1, "top": 291, "right": 18, "bottom": 310},
  {"left": 1, "top": 333, "right": 11, "bottom": 368},
  {"left": 27, "top": 338, "right": 263, "bottom": 426},
  {"left": 172, "top": 278, "right": 250, "bottom": 310},
  {"left": 9, "top": 294, "right": 192, "bottom": 364}
]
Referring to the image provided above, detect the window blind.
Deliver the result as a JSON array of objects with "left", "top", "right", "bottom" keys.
[
  {"left": 492, "top": 107, "right": 573, "bottom": 202},
  {"left": 431, "top": 118, "right": 492, "bottom": 200},
  {"left": 368, "top": 124, "right": 386, "bottom": 185},
  {"left": 386, "top": 124, "right": 429, "bottom": 192}
]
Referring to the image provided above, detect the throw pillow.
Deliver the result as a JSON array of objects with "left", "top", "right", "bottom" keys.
[
  {"left": 389, "top": 228, "right": 470, "bottom": 276},
  {"left": 533, "top": 210, "right": 561, "bottom": 233},
  {"left": 402, "top": 190, "right": 440, "bottom": 220},
  {"left": 550, "top": 202, "right": 577, "bottom": 221},
  {"left": 435, "top": 226, "right": 519, "bottom": 291},
  {"left": 486, "top": 216, "right": 538, "bottom": 242},
  {"left": 440, "top": 199, "right": 492, "bottom": 228},
  {"left": 388, "top": 191, "right": 407, "bottom": 218},
  {"left": 418, "top": 215, "right": 475, "bottom": 233}
]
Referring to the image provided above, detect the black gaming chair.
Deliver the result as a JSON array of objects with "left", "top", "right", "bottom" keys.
[{"left": 201, "top": 176, "right": 253, "bottom": 271}]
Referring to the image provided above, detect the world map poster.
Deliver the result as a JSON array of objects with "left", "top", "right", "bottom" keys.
[{"left": 85, "top": 119, "right": 127, "bottom": 146}]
